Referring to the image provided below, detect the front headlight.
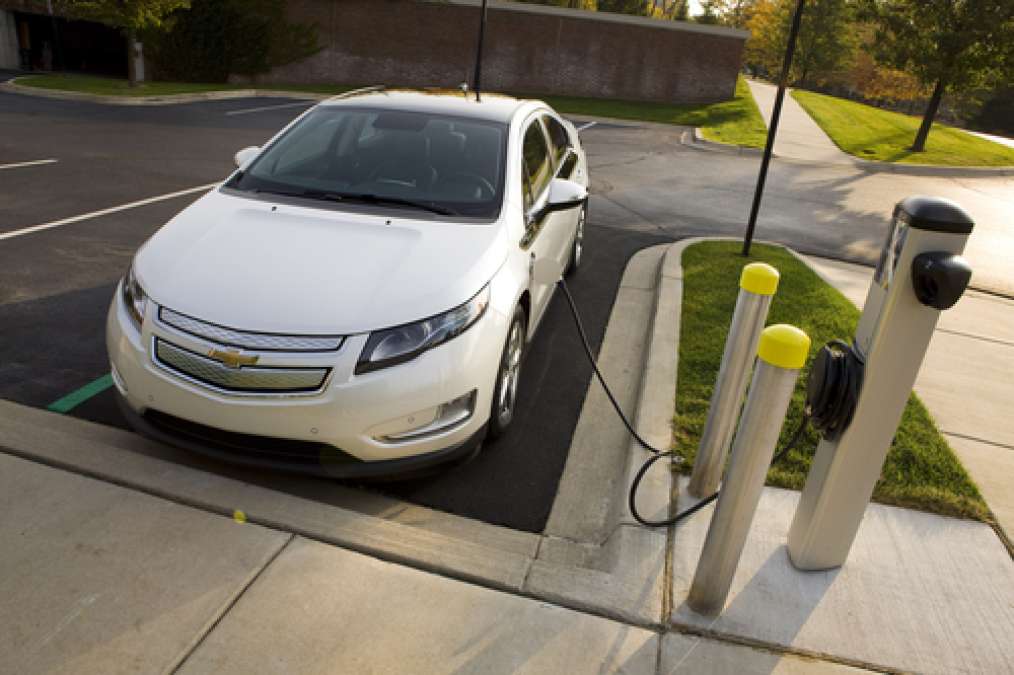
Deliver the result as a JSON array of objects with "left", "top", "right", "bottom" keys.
[
  {"left": 356, "top": 284, "right": 490, "bottom": 374},
  {"left": 122, "top": 263, "right": 148, "bottom": 330}
]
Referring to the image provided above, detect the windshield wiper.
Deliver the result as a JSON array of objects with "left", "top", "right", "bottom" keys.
[
  {"left": 246, "top": 187, "right": 458, "bottom": 216},
  {"left": 301, "top": 190, "right": 458, "bottom": 216}
]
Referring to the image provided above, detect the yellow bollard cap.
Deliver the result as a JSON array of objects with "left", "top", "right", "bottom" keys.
[
  {"left": 757, "top": 324, "right": 811, "bottom": 369},
  {"left": 740, "top": 262, "right": 780, "bottom": 296}
]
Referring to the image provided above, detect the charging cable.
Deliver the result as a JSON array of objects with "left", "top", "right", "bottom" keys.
[{"left": 556, "top": 277, "right": 812, "bottom": 528}]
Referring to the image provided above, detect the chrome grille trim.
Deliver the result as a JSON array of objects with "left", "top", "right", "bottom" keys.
[
  {"left": 155, "top": 339, "right": 329, "bottom": 394},
  {"left": 159, "top": 307, "right": 344, "bottom": 352}
]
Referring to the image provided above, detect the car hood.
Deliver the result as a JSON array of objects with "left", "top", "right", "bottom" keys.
[{"left": 135, "top": 189, "right": 507, "bottom": 335}]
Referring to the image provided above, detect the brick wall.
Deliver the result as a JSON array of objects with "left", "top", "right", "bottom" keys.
[{"left": 243, "top": 0, "right": 748, "bottom": 104}]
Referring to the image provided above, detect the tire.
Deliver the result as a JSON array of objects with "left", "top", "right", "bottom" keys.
[
  {"left": 488, "top": 306, "right": 527, "bottom": 438},
  {"left": 565, "top": 205, "right": 586, "bottom": 276}
]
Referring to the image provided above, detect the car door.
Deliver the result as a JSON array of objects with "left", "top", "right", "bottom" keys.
[{"left": 520, "top": 116, "right": 566, "bottom": 332}]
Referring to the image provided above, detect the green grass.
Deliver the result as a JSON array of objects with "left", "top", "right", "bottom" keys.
[
  {"left": 675, "top": 241, "right": 989, "bottom": 521},
  {"left": 792, "top": 89, "right": 1014, "bottom": 167},
  {"left": 14, "top": 73, "right": 767, "bottom": 148},
  {"left": 13, "top": 74, "right": 354, "bottom": 97},
  {"left": 542, "top": 75, "right": 767, "bottom": 148}
]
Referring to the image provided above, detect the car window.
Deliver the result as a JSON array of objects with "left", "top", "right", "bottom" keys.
[
  {"left": 230, "top": 107, "right": 508, "bottom": 219},
  {"left": 271, "top": 115, "right": 343, "bottom": 174},
  {"left": 522, "top": 120, "right": 552, "bottom": 211},
  {"left": 543, "top": 115, "right": 572, "bottom": 169}
]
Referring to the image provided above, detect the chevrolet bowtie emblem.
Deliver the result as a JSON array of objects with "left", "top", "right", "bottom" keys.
[{"left": 207, "top": 348, "right": 259, "bottom": 369}]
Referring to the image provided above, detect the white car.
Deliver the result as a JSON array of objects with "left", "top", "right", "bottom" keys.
[{"left": 107, "top": 87, "right": 589, "bottom": 477}]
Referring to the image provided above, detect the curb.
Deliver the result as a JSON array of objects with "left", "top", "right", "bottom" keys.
[
  {"left": 685, "top": 125, "right": 1014, "bottom": 177},
  {"left": 686, "top": 127, "right": 765, "bottom": 157},
  {"left": 0, "top": 79, "right": 328, "bottom": 106}
]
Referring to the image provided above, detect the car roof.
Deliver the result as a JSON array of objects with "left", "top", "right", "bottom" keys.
[{"left": 319, "top": 87, "right": 540, "bottom": 124}]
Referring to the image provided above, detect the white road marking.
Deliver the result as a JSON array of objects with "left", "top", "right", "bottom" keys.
[
  {"left": 225, "top": 100, "right": 316, "bottom": 116},
  {"left": 0, "top": 158, "right": 58, "bottom": 170},
  {"left": 576, "top": 121, "right": 598, "bottom": 132},
  {"left": 0, "top": 183, "right": 218, "bottom": 242}
]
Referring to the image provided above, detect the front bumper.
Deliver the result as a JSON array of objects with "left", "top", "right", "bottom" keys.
[
  {"left": 115, "top": 391, "right": 485, "bottom": 478},
  {"left": 107, "top": 283, "right": 507, "bottom": 474}
]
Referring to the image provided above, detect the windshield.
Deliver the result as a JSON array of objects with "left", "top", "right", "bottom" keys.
[{"left": 229, "top": 107, "right": 507, "bottom": 219}]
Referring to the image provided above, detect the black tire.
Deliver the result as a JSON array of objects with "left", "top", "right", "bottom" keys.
[
  {"left": 565, "top": 205, "right": 586, "bottom": 276},
  {"left": 488, "top": 306, "right": 527, "bottom": 438}
]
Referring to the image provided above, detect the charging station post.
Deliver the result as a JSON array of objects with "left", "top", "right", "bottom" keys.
[
  {"left": 688, "top": 325, "right": 810, "bottom": 615},
  {"left": 689, "top": 263, "right": 780, "bottom": 498},
  {"left": 788, "top": 196, "right": 974, "bottom": 571}
]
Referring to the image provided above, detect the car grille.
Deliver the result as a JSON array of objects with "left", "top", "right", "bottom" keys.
[
  {"left": 159, "top": 307, "right": 344, "bottom": 352},
  {"left": 154, "top": 338, "right": 330, "bottom": 394}
]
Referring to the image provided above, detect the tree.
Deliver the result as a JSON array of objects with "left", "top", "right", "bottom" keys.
[
  {"left": 514, "top": 0, "right": 598, "bottom": 8},
  {"left": 745, "top": 0, "right": 856, "bottom": 86},
  {"left": 861, "top": 0, "right": 1014, "bottom": 152},
  {"left": 597, "top": 0, "right": 651, "bottom": 15},
  {"left": 65, "top": 0, "right": 189, "bottom": 86}
]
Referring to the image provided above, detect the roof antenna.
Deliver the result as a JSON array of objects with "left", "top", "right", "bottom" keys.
[{"left": 471, "top": 0, "right": 489, "bottom": 102}]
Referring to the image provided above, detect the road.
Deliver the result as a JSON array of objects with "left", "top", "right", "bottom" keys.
[{"left": 1, "top": 89, "right": 1011, "bottom": 533}]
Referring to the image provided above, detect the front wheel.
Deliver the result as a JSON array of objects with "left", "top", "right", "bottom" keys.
[
  {"left": 565, "top": 206, "right": 585, "bottom": 276},
  {"left": 488, "top": 306, "right": 527, "bottom": 438}
]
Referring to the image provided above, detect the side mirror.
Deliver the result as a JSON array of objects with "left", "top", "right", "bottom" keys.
[
  {"left": 544, "top": 178, "right": 588, "bottom": 215},
  {"left": 234, "top": 146, "right": 260, "bottom": 169}
]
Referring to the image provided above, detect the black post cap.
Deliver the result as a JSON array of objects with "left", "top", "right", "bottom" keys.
[{"left": 894, "top": 196, "right": 974, "bottom": 234}]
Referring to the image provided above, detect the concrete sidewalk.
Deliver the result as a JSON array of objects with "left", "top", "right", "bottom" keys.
[
  {"left": 805, "top": 255, "right": 1014, "bottom": 540},
  {"left": 746, "top": 79, "right": 852, "bottom": 165}
]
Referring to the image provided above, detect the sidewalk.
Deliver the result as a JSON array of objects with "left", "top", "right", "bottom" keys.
[
  {"left": 805, "top": 255, "right": 1014, "bottom": 540},
  {"left": 745, "top": 79, "right": 852, "bottom": 165}
]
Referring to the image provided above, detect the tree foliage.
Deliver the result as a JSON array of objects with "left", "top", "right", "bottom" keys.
[
  {"left": 64, "top": 0, "right": 190, "bottom": 34},
  {"left": 141, "top": 0, "right": 319, "bottom": 82},
  {"left": 745, "top": 0, "right": 855, "bottom": 86},
  {"left": 861, "top": 0, "right": 1014, "bottom": 95},
  {"left": 860, "top": 0, "right": 1014, "bottom": 150}
]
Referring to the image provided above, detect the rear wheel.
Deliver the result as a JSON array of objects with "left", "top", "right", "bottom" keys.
[
  {"left": 565, "top": 206, "right": 585, "bottom": 276},
  {"left": 488, "top": 306, "right": 526, "bottom": 438}
]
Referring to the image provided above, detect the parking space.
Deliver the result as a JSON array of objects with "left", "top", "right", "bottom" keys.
[{"left": 0, "top": 90, "right": 669, "bottom": 533}]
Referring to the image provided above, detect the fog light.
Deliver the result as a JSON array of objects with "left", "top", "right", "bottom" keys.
[{"left": 379, "top": 390, "right": 477, "bottom": 443}]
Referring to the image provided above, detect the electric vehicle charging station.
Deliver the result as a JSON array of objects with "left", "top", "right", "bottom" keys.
[
  {"left": 689, "top": 263, "right": 779, "bottom": 499},
  {"left": 787, "top": 195, "right": 974, "bottom": 571}
]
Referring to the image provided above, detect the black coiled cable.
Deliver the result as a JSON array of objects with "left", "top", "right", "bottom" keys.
[
  {"left": 557, "top": 278, "right": 811, "bottom": 528},
  {"left": 805, "top": 339, "right": 864, "bottom": 440}
]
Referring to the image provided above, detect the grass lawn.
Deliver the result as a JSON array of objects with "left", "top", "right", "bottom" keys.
[
  {"left": 541, "top": 76, "right": 767, "bottom": 148},
  {"left": 792, "top": 89, "right": 1014, "bottom": 167},
  {"left": 13, "top": 73, "right": 768, "bottom": 148},
  {"left": 674, "top": 241, "right": 989, "bottom": 521}
]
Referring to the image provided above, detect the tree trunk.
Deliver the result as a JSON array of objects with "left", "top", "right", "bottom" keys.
[
  {"left": 912, "top": 78, "right": 945, "bottom": 152},
  {"left": 126, "top": 28, "right": 137, "bottom": 87}
]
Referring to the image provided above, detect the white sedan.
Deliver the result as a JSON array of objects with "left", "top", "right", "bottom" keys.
[{"left": 107, "top": 88, "right": 589, "bottom": 477}]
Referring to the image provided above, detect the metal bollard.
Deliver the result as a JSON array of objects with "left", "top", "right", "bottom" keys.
[
  {"left": 688, "top": 262, "right": 780, "bottom": 498},
  {"left": 687, "top": 324, "right": 810, "bottom": 616}
]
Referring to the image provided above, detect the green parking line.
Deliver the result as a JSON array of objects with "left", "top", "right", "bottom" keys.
[{"left": 47, "top": 373, "right": 114, "bottom": 414}]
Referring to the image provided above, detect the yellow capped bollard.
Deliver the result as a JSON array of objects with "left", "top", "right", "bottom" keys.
[
  {"left": 688, "top": 324, "right": 810, "bottom": 616},
  {"left": 689, "top": 262, "right": 780, "bottom": 498}
]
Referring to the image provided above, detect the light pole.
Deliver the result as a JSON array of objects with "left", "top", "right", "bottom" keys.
[{"left": 742, "top": 0, "right": 806, "bottom": 257}]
